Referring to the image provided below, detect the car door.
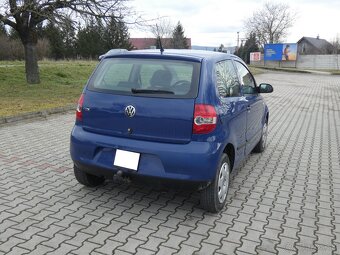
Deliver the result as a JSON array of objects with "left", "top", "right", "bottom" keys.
[
  {"left": 234, "top": 61, "right": 265, "bottom": 155},
  {"left": 214, "top": 60, "right": 247, "bottom": 164}
]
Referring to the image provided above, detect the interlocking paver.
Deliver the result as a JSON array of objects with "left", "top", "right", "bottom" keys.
[
  {"left": 237, "top": 239, "right": 260, "bottom": 254},
  {"left": 257, "top": 237, "right": 279, "bottom": 253},
  {"left": 156, "top": 245, "right": 177, "bottom": 255},
  {"left": 17, "top": 234, "right": 49, "bottom": 251},
  {"left": 217, "top": 240, "right": 240, "bottom": 254},
  {"left": 176, "top": 244, "right": 199, "bottom": 255},
  {"left": 71, "top": 241, "right": 101, "bottom": 255},
  {"left": 135, "top": 247, "right": 156, "bottom": 255},
  {"left": 40, "top": 233, "right": 72, "bottom": 249},
  {"left": 34, "top": 224, "right": 64, "bottom": 239},
  {"left": 94, "top": 239, "right": 122, "bottom": 254},
  {"left": 6, "top": 246, "right": 30, "bottom": 255},
  {"left": 296, "top": 245, "right": 316, "bottom": 254},
  {"left": 181, "top": 233, "right": 205, "bottom": 249},
  {"left": 150, "top": 226, "right": 173, "bottom": 240},
  {"left": 161, "top": 234, "right": 186, "bottom": 250},
  {"left": 315, "top": 244, "right": 335, "bottom": 255},
  {"left": 0, "top": 72, "right": 339, "bottom": 254},
  {"left": 117, "top": 238, "right": 145, "bottom": 254},
  {"left": 0, "top": 236, "right": 26, "bottom": 253},
  {"left": 140, "top": 236, "right": 165, "bottom": 252},
  {"left": 275, "top": 248, "right": 296, "bottom": 255},
  {"left": 65, "top": 231, "right": 92, "bottom": 247},
  {"left": 196, "top": 242, "right": 220, "bottom": 254},
  {"left": 0, "top": 227, "right": 22, "bottom": 243},
  {"left": 277, "top": 236, "right": 297, "bottom": 252},
  {"left": 0, "top": 219, "right": 20, "bottom": 233}
]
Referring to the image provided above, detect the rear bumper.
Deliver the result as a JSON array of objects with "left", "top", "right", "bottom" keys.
[{"left": 70, "top": 125, "right": 221, "bottom": 182}]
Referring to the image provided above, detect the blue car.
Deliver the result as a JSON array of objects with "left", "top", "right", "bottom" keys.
[{"left": 70, "top": 49, "right": 273, "bottom": 212}]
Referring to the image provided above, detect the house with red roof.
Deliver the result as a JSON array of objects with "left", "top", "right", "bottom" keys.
[{"left": 130, "top": 38, "right": 191, "bottom": 50}]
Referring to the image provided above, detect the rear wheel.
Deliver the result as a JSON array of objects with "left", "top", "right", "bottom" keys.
[
  {"left": 200, "top": 154, "right": 231, "bottom": 213},
  {"left": 74, "top": 165, "right": 105, "bottom": 187},
  {"left": 253, "top": 121, "right": 268, "bottom": 153}
]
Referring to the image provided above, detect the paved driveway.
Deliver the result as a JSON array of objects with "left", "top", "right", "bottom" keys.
[{"left": 0, "top": 72, "right": 339, "bottom": 255}]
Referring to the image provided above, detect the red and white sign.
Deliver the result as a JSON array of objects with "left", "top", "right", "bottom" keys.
[{"left": 250, "top": 52, "right": 261, "bottom": 62}]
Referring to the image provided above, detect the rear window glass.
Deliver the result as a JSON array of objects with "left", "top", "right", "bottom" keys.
[{"left": 87, "top": 58, "right": 201, "bottom": 98}]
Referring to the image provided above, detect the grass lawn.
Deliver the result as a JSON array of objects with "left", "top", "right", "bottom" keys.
[
  {"left": 0, "top": 60, "right": 266, "bottom": 118},
  {"left": 312, "top": 69, "right": 340, "bottom": 75},
  {"left": 0, "top": 60, "right": 97, "bottom": 117},
  {"left": 249, "top": 67, "right": 264, "bottom": 75}
]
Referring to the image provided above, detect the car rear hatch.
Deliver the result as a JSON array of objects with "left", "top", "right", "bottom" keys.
[{"left": 81, "top": 55, "right": 201, "bottom": 144}]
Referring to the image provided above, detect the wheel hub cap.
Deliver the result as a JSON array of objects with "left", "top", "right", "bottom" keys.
[
  {"left": 218, "top": 162, "right": 229, "bottom": 203},
  {"left": 262, "top": 123, "right": 268, "bottom": 148}
]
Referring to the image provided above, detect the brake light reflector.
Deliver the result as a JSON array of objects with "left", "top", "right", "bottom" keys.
[
  {"left": 76, "top": 94, "right": 84, "bottom": 121},
  {"left": 193, "top": 104, "right": 217, "bottom": 134}
]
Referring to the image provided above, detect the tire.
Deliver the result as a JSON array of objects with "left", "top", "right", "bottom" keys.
[
  {"left": 74, "top": 165, "right": 105, "bottom": 187},
  {"left": 200, "top": 154, "right": 231, "bottom": 213},
  {"left": 253, "top": 121, "right": 268, "bottom": 153}
]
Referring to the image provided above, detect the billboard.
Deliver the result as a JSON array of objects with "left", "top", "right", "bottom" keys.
[
  {"left": 250, "top": 52, "right": 261, "bottom": 62},
  {"left": 264, "top": 43, "right": 297, "bottom": 61}
]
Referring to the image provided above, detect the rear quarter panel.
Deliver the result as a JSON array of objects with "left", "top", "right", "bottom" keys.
[{"left": 193, "top": 57, "right": 246, "bottom": 171}]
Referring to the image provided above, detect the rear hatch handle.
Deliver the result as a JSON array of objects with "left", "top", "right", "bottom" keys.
[{"left": 131, "top": 88, "right": 174, "bottom": 94}]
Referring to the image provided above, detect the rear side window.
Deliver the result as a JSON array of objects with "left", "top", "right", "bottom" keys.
[{"left": 88, "top": 58, "right": 201, "bottom": 98}]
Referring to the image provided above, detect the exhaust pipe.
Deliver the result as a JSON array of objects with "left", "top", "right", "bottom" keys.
[{"left": 113, "top": 170, "right": 131, "bottom": 184}]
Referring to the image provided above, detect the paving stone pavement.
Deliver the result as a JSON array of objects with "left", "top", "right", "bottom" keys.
[{"left": 0, "top": 72, "right": 340, "bottom": 255}]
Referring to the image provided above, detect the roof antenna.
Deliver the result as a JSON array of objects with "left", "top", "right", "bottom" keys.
[
  {"left": 156, "top": 24, "right": 164, "bottom": 54},
  {"left": 159, "top": 39, "right": 164, "bottom": 55}
]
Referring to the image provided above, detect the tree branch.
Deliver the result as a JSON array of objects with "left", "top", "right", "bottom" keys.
[{"left": 0, "top": 13, "right": 17, "bottom": 28}]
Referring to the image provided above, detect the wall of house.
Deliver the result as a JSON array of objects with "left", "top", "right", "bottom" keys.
[
  {"left": 250, "top": 54, "right": 340, "bottom": 70},
  {"left": 297, "top": 41, "right": 316, "bottom": 55}
]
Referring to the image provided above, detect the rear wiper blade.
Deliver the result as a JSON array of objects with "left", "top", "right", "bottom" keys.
[{"left": 131, "top": 88, "right": 174, "bottom": 94}]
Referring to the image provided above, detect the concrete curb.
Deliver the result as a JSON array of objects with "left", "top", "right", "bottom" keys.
[
  {"left": 252, "top": 66, "right": 334, "bottom": 75},
  {"left": 252, "top": 66, "right": 312, "bottom": 74},
  {"left": 0, "top": 104, "right": 76, "bottom": 125}
]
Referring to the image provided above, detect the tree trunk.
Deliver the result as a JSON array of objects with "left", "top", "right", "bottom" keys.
[{"left": 23, "top": 42, "right": 40, "bottom": 84}]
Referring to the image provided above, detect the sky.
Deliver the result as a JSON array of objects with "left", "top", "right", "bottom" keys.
[{"left": 128, "top": 0, "right": 340, "bottom": 47}]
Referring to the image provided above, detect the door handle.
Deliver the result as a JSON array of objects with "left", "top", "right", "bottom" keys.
[{"left": 247, "top": 106, "right": 251, "bottom": 111}]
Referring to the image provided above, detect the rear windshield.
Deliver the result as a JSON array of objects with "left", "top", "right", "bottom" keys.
[{"left": 87, "top": 57, "right": 201, "bottom": 98}]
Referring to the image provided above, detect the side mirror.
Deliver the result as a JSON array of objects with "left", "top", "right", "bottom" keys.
[{"left": 258, "top": 83, "right": 273, "bottom": 93}]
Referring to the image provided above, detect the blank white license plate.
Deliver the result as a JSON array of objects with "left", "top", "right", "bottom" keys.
[{"left": 114, "top": 149, "right": 140, "bottom": 171}]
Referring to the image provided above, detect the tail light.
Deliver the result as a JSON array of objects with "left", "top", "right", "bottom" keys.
[
  {"left": 193, "top": 104, "right": 217, "bottom": 134},
  {"left": 76, "top": 94, "right": 84, "bottom": 121}
]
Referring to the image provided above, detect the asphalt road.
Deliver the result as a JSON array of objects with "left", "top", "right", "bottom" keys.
[{"left": 0, "top": 72, "right": 339, "bottom": 255}]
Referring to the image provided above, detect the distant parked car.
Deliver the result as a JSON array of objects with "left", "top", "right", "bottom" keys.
[{"left": 70, "top": 49, "right": 273, "bottom": 212}]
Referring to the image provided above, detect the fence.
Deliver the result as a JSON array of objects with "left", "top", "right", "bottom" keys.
[{"left": 251, "top": 54, "right": 340, "bottom": 70}]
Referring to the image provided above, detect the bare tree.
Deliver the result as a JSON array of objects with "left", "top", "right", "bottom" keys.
[
  {"left": 0, "top": 0, "right": 133, "bottom": 84},
  {"left": 148, "top": 17, "right": 174, "bottom": 48},
  {"left": 149, "top": 18, "right": 173, "bottom": 38},
  {"left": 245, "top": 2, "right": 296, "bottom": 47},
  {"left": 332, "top": 34, "right": 340, "bottom": 54}
]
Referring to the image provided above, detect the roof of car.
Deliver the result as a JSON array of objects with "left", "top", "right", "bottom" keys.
[{"left": 102, "top": 49, "right": 240, "bottom": 62}]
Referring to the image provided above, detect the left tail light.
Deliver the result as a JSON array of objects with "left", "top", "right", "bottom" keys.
[
  {"left": 76, "top": 94, "right": 84, "bottom": 121},
  {"left": 193, "top": 104, "right": 217, "bottom": 134}
]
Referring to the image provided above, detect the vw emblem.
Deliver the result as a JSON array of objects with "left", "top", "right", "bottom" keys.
[{"left": 125, "top": 105, "right": 136, "bottom": 118}]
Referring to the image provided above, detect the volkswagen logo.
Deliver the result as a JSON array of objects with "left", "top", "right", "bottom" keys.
[{"left": 125, "top": 105, "right": 136, "bottom": 118}]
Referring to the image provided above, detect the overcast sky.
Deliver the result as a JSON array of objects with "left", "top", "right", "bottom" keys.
[{"left": 128, "top": 0, "right": 340, "bottom": 47}]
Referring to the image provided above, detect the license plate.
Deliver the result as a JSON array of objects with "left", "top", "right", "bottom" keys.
[{"left": 114, "top": 149, "right": 140, "bottom": 171}]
